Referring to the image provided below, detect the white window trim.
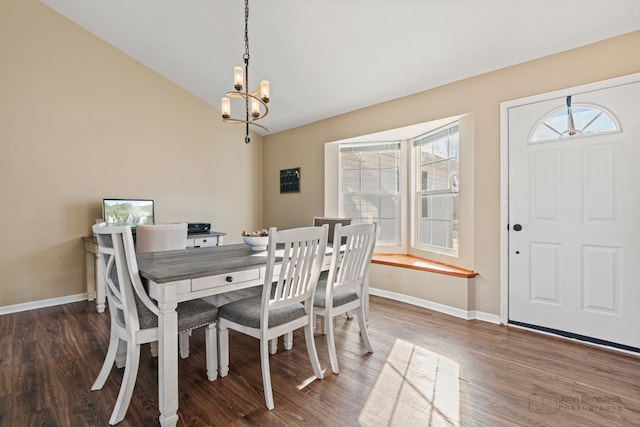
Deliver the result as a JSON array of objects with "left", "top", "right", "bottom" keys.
[
  {"left": 336, "top": 140, "right": 408, "bottom": 254},
  {"left": 411, "top": 122, "right": 460, "bottom": 257},
  {"left": 324, "top": 114, "right": 469, "bottom": 259}
]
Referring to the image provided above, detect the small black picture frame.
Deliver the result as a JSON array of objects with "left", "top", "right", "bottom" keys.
[{"left": 280, "top": 167, "right": 301, "bottom": 193}]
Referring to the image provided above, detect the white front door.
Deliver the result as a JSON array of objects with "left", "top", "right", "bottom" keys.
[{"left": 507, "top": 78, "right": 640, "bottom": 350}]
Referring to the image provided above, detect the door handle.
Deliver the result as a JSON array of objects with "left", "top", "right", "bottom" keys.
[{"left": 513, "top": 224, "right": 522, "bottom": 231}]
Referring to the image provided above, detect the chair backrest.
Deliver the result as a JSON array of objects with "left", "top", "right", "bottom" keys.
[
  {"left": 312, "top": 217, "right": 353, "bottom": 245},
  {"left": 135, "top": 223, "right": 188, "bottom": 253},
  {"left": 261, "top": 226, "right": 328, "bottom": 323},
  {"left": 326, "top": 222, "right": 377, "bottom": 297},
  {"left": 93, "top": 223, "right": 159, "bottom": 334}
]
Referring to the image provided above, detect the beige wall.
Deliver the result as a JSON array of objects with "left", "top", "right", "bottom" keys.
[
  {"left": 0, "top": 0, "right": 263, "bottom": 307},
  {"left": 3, "top": 1, "right": 639, "bottom": 316},
  {"left": 263, "top": 30, "right": 640, "bottom": 316}
]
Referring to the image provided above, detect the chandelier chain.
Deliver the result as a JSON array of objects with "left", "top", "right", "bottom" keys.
[
  {"left": 243, "top": 0, "right": 250, "bottom": 62},
  {"left": 243, "top": 0, "right": 250, "bottom": 132}
]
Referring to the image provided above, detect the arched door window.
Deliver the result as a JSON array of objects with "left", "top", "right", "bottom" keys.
[{"left": 529, "top": 96, "right": 620, "bottom": 143}]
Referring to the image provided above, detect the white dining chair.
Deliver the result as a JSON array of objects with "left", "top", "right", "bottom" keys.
[
  {"left": 312, "top": 216, "right": 356, "bottom": 321},
  {"left": 91, "top": 223, "right": 218, "bottom": 425},
  {"left": 135, "top": 223, "right": 187, "bottom": 253},
  {"left": 312, "top": 216, "right": 353, "bottom": 246},
  {"left": 313, "top": 222, "right": 376, "bottom": 374},
  {"left": 135, "top": 223, "right": 196, "bottom": 358},
  {"left": 217, "top": 225, "right": 328, "bottom": 410}
]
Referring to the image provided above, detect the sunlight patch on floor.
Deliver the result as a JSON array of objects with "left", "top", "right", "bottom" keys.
[{"left": 359, "top": 339, "right": 460, "bottom": 426}]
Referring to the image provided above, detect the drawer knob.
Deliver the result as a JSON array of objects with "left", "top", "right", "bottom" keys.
[{"left": 225, "top": 276, "right": 233, "bottom": 283}]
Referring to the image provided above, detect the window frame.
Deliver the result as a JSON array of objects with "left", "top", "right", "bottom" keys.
[
  {"left": 327, "top": 114, "right": 469, "bottom": 261},
  {"left": 338, "top": 141, "right": 406, "bottom": 251},
  {"left": 411, "top": 122, "right": 460, "bottom": 257}
]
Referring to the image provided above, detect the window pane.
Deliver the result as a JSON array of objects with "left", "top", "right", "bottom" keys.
[
  {"left": 413, "top": 121, "right": 459, "bottom": 256},
  {"left": 380, "top": 168, "right": 398, "bottom": 192},
  {"left": 431, "top": 220, "right": 449, "bottom": 248},
  {"left": 420, "top": 195, "right": 429, "bottom": 219},
  {"left": 530, "top": 103, "right": 619, "bottom": 142},
  {"left": 341, "top": 152, "right": 360, "bottom": 169},
  {"left": 340, "top": 142, "right": 401, "bottom": 246},
  {"left": 342, "top": 169, "right": 361, "bottom": 193},
  {"left": 430, "top": 194, "right": 450, "bottom": 221},
  {"left": 360, "top": 195, "right": 380, "bottom": 220},
  {"left": 360, "top": 151, "right": 379, "bottom": 169},
  {"left": 343, "top": 195, "right": 361, "bottom": 219},
  {"left": 378, "top": 218, "right": 398, "bottom": 243},
  {"left": 420, "top": 143, "right": 434, "bottom": 163},
  {"left": 379, "top": 151, "right": 397, "bottom": 169},
  {"left": 432, "top": 138, "right": 449, "bottom": 160},
  {"left": 420, "top": 219, "right": 431, "bottom": 245},
  {"left": 379, "top": 195, "right": 398, "bottom": 218},
  {"left": 449, "top": 132, "right": 459, "bottom": 159},
  {"left": 432, "top": 160, "right": 450, "bottom": 190},
  {"left": 361, "top": 169, "right": 380, "bottom": 193}
]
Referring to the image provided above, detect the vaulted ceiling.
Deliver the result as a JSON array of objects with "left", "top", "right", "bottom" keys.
[{"left": 41, "top": 0, "right": 640, "bottom": 134}]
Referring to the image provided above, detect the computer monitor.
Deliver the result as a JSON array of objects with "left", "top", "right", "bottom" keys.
[{"left": 102, "top": 198, "right": 155, "bottom": 228}]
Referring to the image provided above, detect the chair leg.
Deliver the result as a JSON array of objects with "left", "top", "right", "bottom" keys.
[
  {"left": 109, "top": 342, "right": 141, "bottom": 425},
  {"left": 357, "top": 304, "right": 373, "bottom": 353},
  {"left": 345, "top": 311, "right": 353, "bottom": 319},
  {"left": 326, "top": 314, "right": 340, "bottom": 374},
  {"left": 217, "top": 322, "right": 229, "bottom": 377},
  {"left": 92, "top": 332, "right": 120, "bottom": 390},
  {"left": 304, "top": 322, "right": 324, "bottom": 380},
  {"left": 179, "top": 331, "right": 190, "bottom": 359},
  {"left": 205, "top": 323, "right": 218, "bottom": 381},
  {"left": 269, "top": 338, "right": 278, "bottom": 354},
  {"left": 283, "top": 331, "right": 293, "bottom": 350},
  {"left": 260, "top": 337, "right": 275, "bottom": 410}
]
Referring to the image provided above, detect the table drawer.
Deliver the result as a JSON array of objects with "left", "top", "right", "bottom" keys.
[
  {"left": 192, "top": 268, "right": 261, "bottom": 292},
  {"left": 194, "top": 237, "right": 218, "bottom": 247}
]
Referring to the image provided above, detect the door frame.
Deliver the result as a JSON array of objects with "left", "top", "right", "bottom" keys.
[{"left": 499, "top": 72, "right": 640, "bottom": 325}]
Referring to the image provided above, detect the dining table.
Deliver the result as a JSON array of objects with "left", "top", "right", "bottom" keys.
[{"left": 136, "top": 243, "right": 335, "bottom": 427}]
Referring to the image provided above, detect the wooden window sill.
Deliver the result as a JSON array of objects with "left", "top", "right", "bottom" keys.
[{"left": 371, "top": 254, "right": 478, "bottom": 279}]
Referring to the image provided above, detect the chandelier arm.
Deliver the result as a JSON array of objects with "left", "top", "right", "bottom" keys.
[{"left": 222, "top": 118, "right": 271, "bottom": 133}]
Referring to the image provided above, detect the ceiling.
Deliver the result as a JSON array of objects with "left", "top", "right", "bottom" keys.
[{"left": 41, "top": 0, "right": 640, "bottom": 135}]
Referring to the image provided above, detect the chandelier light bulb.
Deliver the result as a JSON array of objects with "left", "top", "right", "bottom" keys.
[
  {"left": 260, "top": 80, "right": 270, "bottom": 103},
  {"left": 234, "top": 66, "right": 243, "bottom": 91},
  {"left": 221, "top": 97, "right": 231, "bottom": 118},
  {"left": 251, "top": 98, "right": 260, "bottom": 117}
]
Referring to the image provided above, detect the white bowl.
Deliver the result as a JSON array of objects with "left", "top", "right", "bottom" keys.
[{"left": 242, "top": 235, "right": 268, "bottom": 251}]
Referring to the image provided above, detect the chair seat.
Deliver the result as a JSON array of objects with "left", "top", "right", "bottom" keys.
[
  {"left": 313, "top": 276, "right": 358, "bottom": 309},
  {"left": 176, "top": 300, "right": 219, "bottom": 333},
  {"left": 117, "top": 299, "right": 218, "bottom": 333},
  {"left": 219, "top": 295, "right": 306, "bottom": 329}
]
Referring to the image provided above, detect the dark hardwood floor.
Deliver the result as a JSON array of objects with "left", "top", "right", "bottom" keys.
[{"left": 1, "top": 296, "right": 639, "bottom": 426}]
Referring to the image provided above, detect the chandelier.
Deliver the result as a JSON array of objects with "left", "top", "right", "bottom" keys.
[{"left": 220, "top": 0, "right": 270, "bottom": 144}]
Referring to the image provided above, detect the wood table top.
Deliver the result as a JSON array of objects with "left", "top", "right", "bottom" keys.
[{"left": 136, "top": 244, "right": 268, "bottom": 283}]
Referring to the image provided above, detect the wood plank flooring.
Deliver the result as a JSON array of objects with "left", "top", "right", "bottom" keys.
[{"left": 1, "top": 296, "right": 639, "bottom": 426}]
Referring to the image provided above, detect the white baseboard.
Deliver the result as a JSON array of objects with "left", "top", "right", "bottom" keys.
[
  {"left": 0, "top": 293, "right": 88, "bottom": 315},
  {"left": 370, "top": 288, "right": 501, "bottom": 324},
  {"left": 469, "top": 310, "right": 501, "bottom": 324}
]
